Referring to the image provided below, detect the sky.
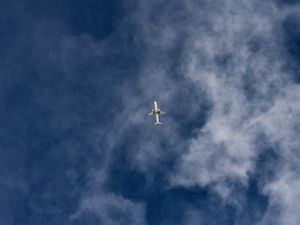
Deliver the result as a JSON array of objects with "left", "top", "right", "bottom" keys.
[{"left": 1, "top": 0, "right": 300, "bottom": 225}]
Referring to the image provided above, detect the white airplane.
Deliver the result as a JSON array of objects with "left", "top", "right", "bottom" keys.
[{"left": 148, "top": 101, "right": 166, "bottom": 125}]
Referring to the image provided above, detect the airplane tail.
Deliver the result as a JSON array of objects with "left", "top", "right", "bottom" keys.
[{"left": 155, "top": 122, "right": 162, "bottom": 125}]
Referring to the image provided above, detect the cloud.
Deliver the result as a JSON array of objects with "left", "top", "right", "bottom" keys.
[
  {"left": 71, "top": 193, "right": 146, "bottom": 225},
  {"left": 35, "top": 0, "right": 300, "bottom": 224},
  {"left": 260, "top": 170, "right": 300, "bottom": 225},
  {"left": 122, "top": 0, "right": 300, "bottom": 224}
]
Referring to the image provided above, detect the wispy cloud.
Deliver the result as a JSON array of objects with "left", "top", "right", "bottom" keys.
[
  {"left": 60, "top": 0, "right": 300, "bottom": 224},
  {"left": 120, "top": 0, "right": 300, "bottom": 224},
  {"left": 71, "top": 192, "right": 146, "bottom": 225}
]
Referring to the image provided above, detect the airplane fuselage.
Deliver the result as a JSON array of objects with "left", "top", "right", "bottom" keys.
[{"left": 149, "top": 101, "right": 165, "bottom": 125}]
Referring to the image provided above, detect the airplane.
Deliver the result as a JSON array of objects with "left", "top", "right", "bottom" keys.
[{"left": 148, "top": 101, "right": 166, "bottom": 125}]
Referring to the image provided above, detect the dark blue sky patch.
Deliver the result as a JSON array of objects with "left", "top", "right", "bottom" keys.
[
  {"left": 145, "top": 187, "right": 208, "bottom": 225},
  {"left": 0, "top": 2, "right": 31, "bottom": 56},
  {"left": 25, "top": 0, "right": 124, "bottom": 39},
  {"left": 282, "top": 14, "right": 300, "bottom": 60},
  {"left": 276, "top": 0, "right": 300, "bottom": 6},
  {"left": 104, "top": 143, "right": 148, "bottom": 201},
  {"left": 281, "top": 13, "right": 300, "bottom": 83}
]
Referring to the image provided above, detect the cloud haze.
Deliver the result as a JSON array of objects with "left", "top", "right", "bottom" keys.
[
  {"left": 2, "top": 0, "right": 300, "bottom": 224},
  {"left": 113, "top": 0, "right": 300, "bottom": 224}
]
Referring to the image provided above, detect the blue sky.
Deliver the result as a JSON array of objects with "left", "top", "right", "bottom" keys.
[{"left": 1, "top": 0, "right": 300, "bottom": 225}]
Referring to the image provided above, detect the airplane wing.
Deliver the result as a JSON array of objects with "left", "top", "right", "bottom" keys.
[
  {"left": 160, "top": 111, "right": 166, "bottom": 115},
  {"left": 148, "top": 112, "right": 154, "bottom": 115}
]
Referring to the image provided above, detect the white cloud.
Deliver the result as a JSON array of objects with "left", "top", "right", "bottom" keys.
[
  {"left": 260, "top": 170, "right": 300, "bottom": 225},
  {"left": 70, "top": 193, "right": 146, "bottom": 225},
  {"left": 130, "top": 0, "right": 300, "bottom": 224},
  {"left": 68, "top": 1, "right": 300, "bottom": 224}
]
